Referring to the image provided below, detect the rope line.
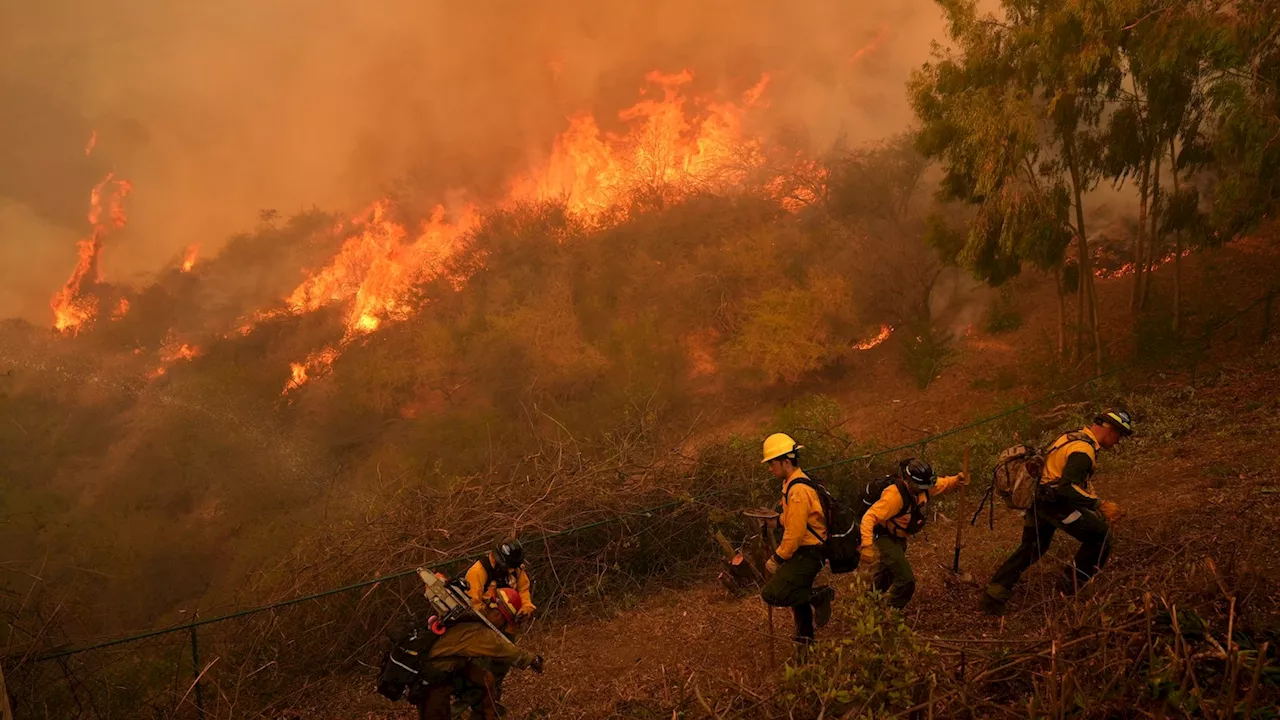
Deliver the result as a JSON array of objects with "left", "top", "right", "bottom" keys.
[{"left": 24, "top": 288, "right": 1273, "bottom": 663}]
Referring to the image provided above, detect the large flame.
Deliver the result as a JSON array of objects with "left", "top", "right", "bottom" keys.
[
  {"left": 50, "top": 173, "right": 132, "bottom": 334},
  {"left": 509, "top": 70, "right": 769, "bottom": 218},
  {"left": 54, "top": 70, "right": 824, "bottom": 392}
]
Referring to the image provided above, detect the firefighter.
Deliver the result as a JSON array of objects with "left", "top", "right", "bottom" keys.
[
  {"left": 980, "top": 409, "right": 1133, "bottom": 615},
  {"left": 464, "top": 540, "right": 535, "bottom": 618},
  {"left": 412, "top": 587, "right": 545, "bottom": 720},
  {"left": 858, "top": 458, "right": 968, "bottom": 609},
  {"left": 455, "top": 540, "right": 534, "bottom": 714},
  {"left": 759, "top": 433, "right": 836, "bottom": 653}
]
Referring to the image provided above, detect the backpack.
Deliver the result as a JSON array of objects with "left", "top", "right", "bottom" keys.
[
  {"left": 786, "top": 477, "right": 862, "bottom": 574},
  {"left": 971, "top": 432, "right": 1099, "bottom": 528},
  {"left": 857, "top": 475, "right": 928, "bottom": 536},
  {"left": 376, "top": 622, "right": 453, "bottom": 702},
  {"left": 453, "top": 556, "right": 513, "bottom": 596}
]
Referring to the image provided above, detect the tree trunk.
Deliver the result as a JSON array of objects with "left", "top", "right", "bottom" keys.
[
  {"left": 1142, "top": 150, "right": 1163, "bottom": 310},
  {"left": 1133, "top": 150, "right": 1151, "bottom": 312},
  {"left": 1170, "top": 136, "right": 1183, "bottom": 333},
  {"left": 1064, "top": 135, "right": 1101, "bottom": 374},
  {"left": 1056, "top": 265, "right": 1067, "bottom": 357}
]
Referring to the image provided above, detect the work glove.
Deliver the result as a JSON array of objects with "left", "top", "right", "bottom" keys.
[
  {"left": 765, "top": 556, "right": 780, "bottom": 576},
  {"left": 956, "top": 471, "right": 970, "bottom": 487},
  {"left": 859, "top": 545, "right": 879, "bottom": 568},
  {"left": 530, "top": 655, "right": 545, "bottom": 674},
  {"left": 517, "top": 604, "right": 535, "bottom": 619},
  {"left": 1099, "top": 500, "right": 1124, "bottom": 523}
]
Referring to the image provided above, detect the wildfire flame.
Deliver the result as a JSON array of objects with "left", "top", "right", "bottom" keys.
[
  {"left": 112, "top": 297, "right": 130, "bottom": 320},
  {"left": 850, "top": 27, "right": 888, "bottom": 63},
  {"left": 1094, "top": 248, "right": 1192, "bottom": 280},
  {"left": 181, "top": 244, "right": 199, "bottom": 272},
  {"left": 50, "top": 173, "right": 132, "bottom": 334},
  {"left": 283, "top": 347, "right": 339, "bottom": 395},
  {"left": 148, "top": 340, "right": 201, "bottom": 379},
  {"left": 57, "top": 71, "right": 819, "bottom": 392},
  {"left": 510, "top": 70, "right": 769, "bottom": 218},
  {"left": 84, "top": 131, "right": 97, "bottom": 157},
  {"left": 853, "top": 324, "right": 894, "bottom": 350}
]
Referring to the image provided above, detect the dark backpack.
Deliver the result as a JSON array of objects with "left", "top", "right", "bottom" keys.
[
  {"left": 376, "top": 623, "right": 450, "bottom": 702},
  {"left": 787, "top": 477, "right": 862, "bottom": 574},
  {"left": 450, "top": 556, "right": 514, "bottom": 596},
  {"left": 857, "top": 475, "right": 927, "bottom": 535}
]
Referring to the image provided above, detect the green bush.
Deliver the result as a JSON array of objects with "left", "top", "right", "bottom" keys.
[
  {"left": 984, "top": 286, "right": 1024, "bottom": 334},
  {"left": 900, "top": 318, "right": 952, "bottom": 389},
  {"left": 771, "top": 582, "right": 938, "bottom": 718}
]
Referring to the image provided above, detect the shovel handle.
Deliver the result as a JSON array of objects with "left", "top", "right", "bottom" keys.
[{"left": 952, "top": 447, "right": 970, "bottom": 573}]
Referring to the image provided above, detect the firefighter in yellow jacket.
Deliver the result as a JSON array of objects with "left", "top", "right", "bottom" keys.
[
  {"left": 980, "top": 409, "right": 1133, "bottom": 615},
  {"left": 859, "top": 458, "right": 968, "bottom": 609},
  {"left": 759, "top": 433, "right": 836, "bottom": 650},
  {"left": 464, "top": 540, "right": 535, "bottom": 619}
]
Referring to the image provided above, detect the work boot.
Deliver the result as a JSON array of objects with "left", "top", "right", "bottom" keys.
[
  {"left": 979, "top": 584, "right": 1010, "bottom": 616},
  {"left": 791, "top": 637, "right": 813, "bottom": 663},
  {"left": 811, "top": 586, "right": 836, "bottom": 629}
]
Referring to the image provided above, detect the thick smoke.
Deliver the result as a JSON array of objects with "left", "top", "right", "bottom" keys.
[{"left": 0, "top": 0, "right": 948, "bottom": 322}]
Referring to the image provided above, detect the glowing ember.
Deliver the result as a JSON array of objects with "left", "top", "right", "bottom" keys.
[
  {"left": 853, "top": 324, "right": 894, "bottom": 350},
  {"left": 181, "top": 244, "right": 199, "bottom": 272},
  {"left": 283, "top": 347, "right": 339, "bottom": 394},
  {"left": 84, "top": 130, "right": 97, "bottom": 157},
  {"left": 50, "top": 173, "right": 132, "bottom": 334},
  {"left": 112, "top": 297, "right": 130, "bottom": 319}
]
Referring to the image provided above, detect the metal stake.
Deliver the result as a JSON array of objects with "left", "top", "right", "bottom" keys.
[{"left": 190, "top": 625, "right": 206, "bottom": 718}]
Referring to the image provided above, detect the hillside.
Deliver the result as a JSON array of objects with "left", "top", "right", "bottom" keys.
[{"left": 247, "top": 236, "right": 1280, "bottom": 717}]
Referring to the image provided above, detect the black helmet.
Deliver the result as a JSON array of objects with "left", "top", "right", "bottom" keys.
[
  {"left": 494, "top": 539, "right": 524, "bottom": 570},
  {"left": 899, "top": 458, "right": 937, "bottom": 488},
  {"left": 1094, "top": 408, "right": 1134, "bottom": 437}
]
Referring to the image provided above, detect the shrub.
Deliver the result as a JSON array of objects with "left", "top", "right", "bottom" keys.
[
  {"left": 984, "top": 286, "right": 1024, "bottom": 334},
  {"left": 770, "top": 582, "right": 938, "bottom": 719},
  {"left": 900, "top": 317, "right": 952, "bottom": 389}
]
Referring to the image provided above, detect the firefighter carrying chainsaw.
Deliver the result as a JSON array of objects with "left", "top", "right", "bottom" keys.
[
  {"left": 978, "top": 409, "right": 1133, "bottom": 615},
  {"left": 452, "top": 540, "right": 536, "bottom": 716},
  {"left": 377, "top": 563, "right": 544, "bottom": 718}
]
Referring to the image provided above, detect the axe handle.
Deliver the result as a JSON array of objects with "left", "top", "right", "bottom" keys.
[{"left": 952, "top": 447, "right": 970, "bottom": 573}]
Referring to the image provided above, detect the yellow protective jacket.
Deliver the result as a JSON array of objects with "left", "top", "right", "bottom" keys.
[
  {"left": 424, "top": 621, "right": 538, "bottom": 674},
  {"left": 774, "top": 469, "right": 827, "bottom": 562},
  {"left": 1040, "top": 427, "right": 1101, "bottom": 511},
  {"left": 465, "top": 554, "right": 535, "bottom": 614},
  {"left": 859, "top": 474, "right": 963, "bottom": 547}
]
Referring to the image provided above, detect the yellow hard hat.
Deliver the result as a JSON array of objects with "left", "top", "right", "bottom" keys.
[{"left": 761, "top": 433, "right": 803, "bottom": 463}]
